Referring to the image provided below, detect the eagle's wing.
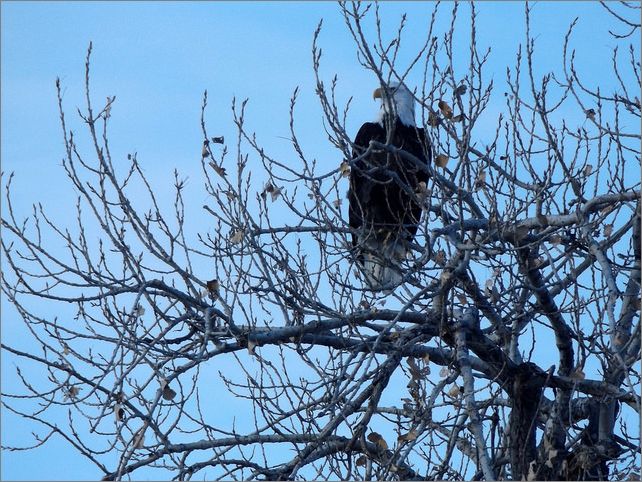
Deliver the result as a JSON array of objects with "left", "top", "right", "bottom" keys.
[{"left": 348, "top": 122, "right": 385, "bottom": 248}]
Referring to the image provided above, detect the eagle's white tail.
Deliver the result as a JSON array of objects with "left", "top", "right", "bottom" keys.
[{"left": 359, "top": 237, "right": 407, "bottom": 291}]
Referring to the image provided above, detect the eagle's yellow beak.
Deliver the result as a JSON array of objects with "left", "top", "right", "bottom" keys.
[{"left": 373, "top": 87, "right": 383, "bottom": 100}]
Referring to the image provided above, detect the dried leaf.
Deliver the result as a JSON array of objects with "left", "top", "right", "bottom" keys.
[
  {"left": 585, "top": 108, "right": 596, "bottom": 120},
  {"left": 161, "top": 382, "right": 177, "bottom": 401},
  {"left": 136, "top": 305, "right": 145, "bottom": 317},
  {"left": 340, "top": 161, "right": 351, "bottom": 178},
  {"left": 422, "top": 353, "right": 430, "bottom": 364},
  {"left": 398, "top": 429, "right": 418, "bottom": 443},
  {"left": 438, "top": 100, "right": 453, "bottom": 119},
  {"left": 114, "top": 403, "right": 124, "bottom": 422},
  {"left": 201, "top": 141, "right": 209, "bottom": 158},
  {"left": 333, "top": 199, "right": 342, "bottom": 209},
  {"left": 447, "top": 384, "right": 461, "bottom": 397},
  {"left": 604, "top": 224, "right": 613, "bottom": 237},
  {"left": 439, "top": 366, "right": 449, "bottom": 377},
  {"left": 209, "top": 161, "right": 226, "bottom": 177},
  {"left": 435, "top": 154, "right": 449, "bottom": 168},
  {"left": 65, "top": 385, "right": 80, "bottom": 400},
  {"left": 271, "top": 187, "right": 282, "bottom": 202},
  {"left": 206, "top": 279, "right": 220, "bottom": 297},
  {"left": 366, "top": 432, "right": 388, "bottom": 451},
  {"left": 457, "top": 293, "right": 467, "bottom": 305},
  {"left": 229, "top": 229, "right": 244, "bottom": 245},
  {"left": 247, "top": 339, "right": 257, "bottom": 355},
  {"left": 355, "top": 455, "right": 367, "bottom": 467},
  {"left": 550, "top": 235, "right": 562, "bottom": 246},
  {"left": 475, "top": 170, "right": 487, "bottom": 189},
  {"left": 62, "top": 343, "right": 70, "bottom": 355},
  {"left": 133, "top": 424, "right": 148, "bottom": 449},
  {"left": 455, "top": 84, "right": 467, "bottom": 96},
  {"left": 583, "top": 164, "right": 593, "bottom": 176},
  {"left": 261, "top": 182, "right": 282, "bottom": 202},
  {"left": 407, "top": 358, "right": 420, "bottom": 379}
]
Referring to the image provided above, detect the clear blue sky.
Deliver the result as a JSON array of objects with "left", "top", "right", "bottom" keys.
[{"left": 1, "top": 2, "right": 632, "bottom": 480}]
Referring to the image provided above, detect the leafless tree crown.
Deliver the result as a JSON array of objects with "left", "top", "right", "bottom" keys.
[{"left": 2, "top": 2, "right": 640, "bottom": 480}]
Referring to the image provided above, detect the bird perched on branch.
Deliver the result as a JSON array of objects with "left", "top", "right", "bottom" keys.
[{"left": 348, "top": 82, "right": 431, "bottom": 291}]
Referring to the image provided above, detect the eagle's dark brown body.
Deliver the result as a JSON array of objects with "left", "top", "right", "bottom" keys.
[{"left": 348, "top": 116, "right": 431, "bottom": 289}]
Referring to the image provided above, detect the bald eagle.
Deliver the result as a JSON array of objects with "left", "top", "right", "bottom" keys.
[{"left": 348, "top": 82, "right": 431, "bottom": 291}]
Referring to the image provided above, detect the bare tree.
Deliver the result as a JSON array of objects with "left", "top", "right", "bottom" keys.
[{"left": 2, "top": 2, "right": 640, "bottom": 480}]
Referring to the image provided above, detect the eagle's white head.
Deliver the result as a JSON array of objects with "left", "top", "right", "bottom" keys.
[{"left": 374, "top": 82, "right": 416, "bottom": 127}]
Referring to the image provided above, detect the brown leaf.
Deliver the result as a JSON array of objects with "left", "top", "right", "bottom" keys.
[
  {"left": 114, "top": 403, "right": 124, "bottom": 422},
  {"left": 583, "top": 164, "right": 593, "bottom": 176},
  {"left": 447, "top": 384, "right": 461, "bottom": 397},
  {"left": 230, "top": 229, "right": 244, "bottom": 245},
  {"left": 455, "top": 84, "right": 467, "bottom": 96},
  {"left": 247, "top": 339, "right": 257, "bottom": 355},
  {"left": 355, "top": 455, "right": 367, "bottom": 467},
  {"left": 550, "top": 235, "right": 562, "bottom": 246},
  {"left": 438, "top": 100, "right": 453, "bottom": 119},
  {"left": 65, "top": 385, "right": 80, "bottom": 400},
  {"left": 133, "top": 424, "right": 147, "bottom": 449},
  {"left": 340, "top": 161, "right": 351, "bottom": 178},
  {"left": 367, "top": 432, "right": 389, "bottom": 450},
  {"left": 206, "top": 279, "right": 220, "bottom": 296},
  {"left": 604, "top": 224, "right": 613, "bottom": 237},
  {"left": 209, "top": 161, "right": 226, "bottom": 177},
  {"left": 585, "top": 108, "right": 596, "bottom": 120},
  {"left": 160, "top": 378, "right": 176, "bottom": 400},
  {"left": 475, "top": 170, "right": 487, "bottom": 189},
  {"left": 457, "top": 293, "right": 468, "bottom": 305},
  {"left": 435, "top": 154, "right": 449, "bottom": 168},
  {"left": 398, "top": 429, "right": 418, "bottom": 443},
  {"left": 439, "top": 366, "right": 449, "bottom": 378},
  {"left": 333, "top": 199, "right": 342, "bottom": 209},
  {"left": 261, "top": 182, "right": 282, "bottom": 202}
]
